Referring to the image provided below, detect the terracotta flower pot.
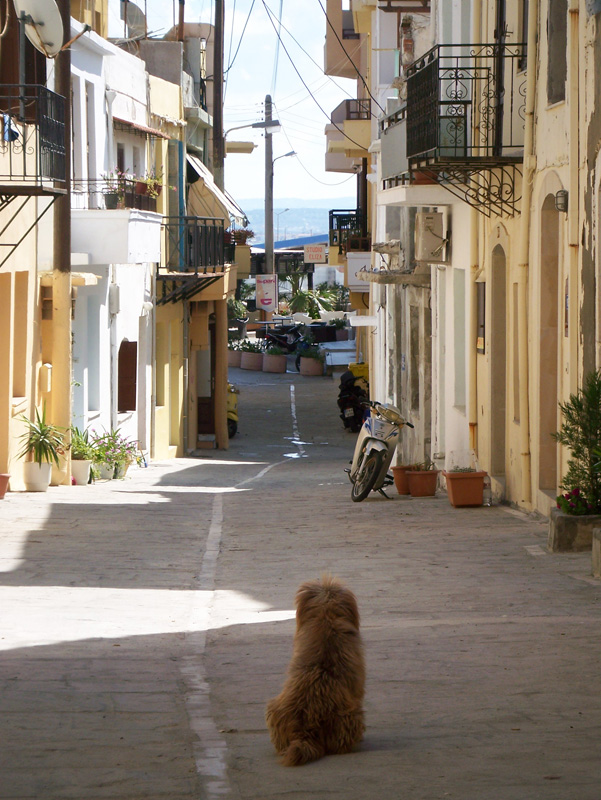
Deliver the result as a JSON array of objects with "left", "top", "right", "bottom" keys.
[
  {"left": 299, "top": 356, "right": 324, "bottom": 376},
  {"left": 0, "top": 473, "right": 10, "bottom": 499},
  {"left": 391, "top": 465, "right": 411, "bottom": 495},
  {"left": 240, "top": 351, "right": 264, "bottom": 371},
  {"left": 442, "top": 470, "right": 487, "bottom": 507},
  {"left": 262, "top": 353, "right": 287, "bottom": 373},
  {"left": 228, "top": 350, "right": 242, "bottom": 368},
  {"left": 407, "top": 469, "right": 439, "bottom": 497}
]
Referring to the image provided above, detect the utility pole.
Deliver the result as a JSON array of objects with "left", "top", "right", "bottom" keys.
[
  {"left": 264, "top": 94, "right": 274, "bottom": 274},
  {"left": 213, "top": 0, "right": 225, "bottom": 189},
  {"left": 52, "top": 0, "right": 72, "bottom": 484}
]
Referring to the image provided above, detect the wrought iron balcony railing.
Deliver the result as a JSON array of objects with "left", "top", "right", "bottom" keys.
[
  {"left": 71, "top": 178, "right": 158, "bottom": 212},
  {"left": 158, "top": 216, "right": 226, "bottom": 304},
  {"left": 329, "top": 209, "right": 368, "bottom": 254},
  {"left": 163, "top": 216, "right": 225, "bottom": 272},
  {"left": 405, "top": 42, "right": 526, "bottom": 164},
  {"left": 0, "top": 85, "right": 66, "bottom": 191}
]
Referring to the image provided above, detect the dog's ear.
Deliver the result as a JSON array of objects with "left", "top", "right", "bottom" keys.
[
  {"left": 335, "top": 588, "right": 360, "bottom": 630},
  {"left": 295, "top": 581, "right": 319, "bottom": 625}
]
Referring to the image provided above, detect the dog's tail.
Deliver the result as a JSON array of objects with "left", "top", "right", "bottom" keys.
[{"left": 281, "top": 738, "right": 325, "bottom": 767}]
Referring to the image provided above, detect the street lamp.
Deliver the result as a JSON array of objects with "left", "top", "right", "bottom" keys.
[
  {"left": 265, "top": 147, "right": 296, "bottom": 273},
  {"left": 276, "top": 208, "right": 290, "bottom": 243},
  {"left": 215, "top": 119, "right": 282, "bottom": 190}
]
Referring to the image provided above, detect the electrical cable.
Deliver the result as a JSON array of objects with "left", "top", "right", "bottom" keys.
[
  {"left": 270, "top": 0, "right": 284, "bottom": 96},
  {"left": 261, "top": 1, "right": 365, "bottom": 111},
  {"left": 314, "top": 0, "right": 386, "bottom": 115},
  {"left": 260, "top": 0, "right": 367, "bottom": 152},
  {"left": 223, "top": 0, "right": 256, "bottom": 76}
]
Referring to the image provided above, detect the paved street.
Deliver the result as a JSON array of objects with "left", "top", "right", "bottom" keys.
[{"left": 1, "top": 367, "right": 601, "bottom": 799}]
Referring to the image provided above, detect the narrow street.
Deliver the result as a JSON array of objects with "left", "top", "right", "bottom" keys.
[{"left": 1, "top": 369, "right": 601, "bottom": 799}]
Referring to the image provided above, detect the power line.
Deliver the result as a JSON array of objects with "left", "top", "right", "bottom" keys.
[
  {"left": 270, "top": 0, "right": 284, "bottom": 96},
  {"left": 314, "top": 0, "right": 386, "bottom": 115},
  {"left": 224, "top": 0, "right": 257, "bottom": 77},
  {"left": 260, "top": 0, "right": 368, "bottom": 152}
]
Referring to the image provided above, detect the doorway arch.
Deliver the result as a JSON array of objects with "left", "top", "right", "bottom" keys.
[
  {"left": 491, "top": 244, "right": 507, "bottom": 475},
  {"left": 539, "top": 194, "right": 560, "bottom": 492}
]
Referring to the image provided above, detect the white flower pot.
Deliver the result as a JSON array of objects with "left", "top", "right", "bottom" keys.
[
  {"left": 97, "top": 463, "right": 114, "bottom": 480},
  {"left": 23, "top": 462, "right": 52, "bottom": 492},
  {"left": 71, "top": 459, "right": 92, "bottom": 486}
]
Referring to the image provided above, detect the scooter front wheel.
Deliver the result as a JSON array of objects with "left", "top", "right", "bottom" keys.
[{"left": 351, "top": 451, "right": 383, "bottom": 502}]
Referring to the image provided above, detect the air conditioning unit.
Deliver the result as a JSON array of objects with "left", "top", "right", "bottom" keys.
[{"left": 415, "top": 212, "right": 448, "bottom": 263}]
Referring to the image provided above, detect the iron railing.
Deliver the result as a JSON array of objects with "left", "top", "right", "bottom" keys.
[
  {"left": 71, "top": 177, "right": 158, "bottom": 212},
  {"left": 329, "top": 209, "right": 366, "bottom": 253},
  {"left": 330, "top": 99, "right": 371, "bottom": 125},
  {"left": 162, "top": 216, "right": 225, "bottom": 272},
  {"left": 0, "top": 85, "right": 66, "bottom": 188},
  {"left": 405, "top": 43, "right": 527, "bottom": 162}
]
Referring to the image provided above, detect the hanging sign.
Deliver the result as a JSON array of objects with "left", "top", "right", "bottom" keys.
[
  {"left": 304, "top": 244, "right": 327, "bottom": 264},
  {"left": 256, "top": 274, "right": 278, "bottom": 313}
]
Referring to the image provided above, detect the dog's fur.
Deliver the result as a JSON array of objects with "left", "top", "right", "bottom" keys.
[{"left": 265, "top": 575, "right": 365, "bottom": 766}]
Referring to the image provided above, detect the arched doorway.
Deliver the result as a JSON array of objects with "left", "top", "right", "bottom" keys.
[
  {"left": 491, "top": 244, "right": 507, "bottom": 475},
  {"left": 539, "top": 195, "right": 560, "bottom": 492}
]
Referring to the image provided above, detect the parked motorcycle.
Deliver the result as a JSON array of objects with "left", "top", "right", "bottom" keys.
[
  {"left": 264, "top": 324, "right": 303, "bottom": 354},
  {"left": 337, "top": 370, "right": 369, "bottom": 432},
  {"left": 346, "top": 400, "right": 413, "bottom": 502}
]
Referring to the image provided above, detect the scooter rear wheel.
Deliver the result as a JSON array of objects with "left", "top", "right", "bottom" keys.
[
  {"left": 227, "top": 418, "right": 237, "bottom": 438},
  {"left": 351, "top": 451, "right": 383, "bottom": 502}
]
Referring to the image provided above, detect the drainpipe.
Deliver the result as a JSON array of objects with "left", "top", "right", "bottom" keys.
[
  {"left": 568, "top": 0, "right": 580, "bottom": 393},
  {"left": 516, "top": 0, "right": 539, "bottom": 507},
  {"left": 468, "top": 0, "right": 482, "bottom": 453}
]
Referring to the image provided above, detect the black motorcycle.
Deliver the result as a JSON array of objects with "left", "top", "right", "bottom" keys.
[
  {"left": 337, "top": 370, "right": 369, "bottom": 432},
  {"left": 264, "top": 324, "right": 303, "bottom": 354}
]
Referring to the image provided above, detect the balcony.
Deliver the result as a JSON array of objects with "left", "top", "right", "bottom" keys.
[
  {"left": 0, "top": 85, "right": 66, "bottom": 195},
  {"left": 382, "top": 43, "right": 527, "bottom": 216},
  {"left": 326, "top": 99, "right": 372, "bottom": 164},
  {"left": 158, "top": 216, "right": 227, "bottom": 304},
  {"left": 329, "top": 209, "right": 368, "bottom": 256},
  {"left": 71, "top": 177, "right": 159, "bottom": 212},
  {"left": 377, "top": 0, "right": 430, "bottom": 11}
]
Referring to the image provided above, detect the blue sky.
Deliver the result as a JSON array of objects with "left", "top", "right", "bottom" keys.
[{"left": 108, "top": 0, "right": 358, "bottom": 202}]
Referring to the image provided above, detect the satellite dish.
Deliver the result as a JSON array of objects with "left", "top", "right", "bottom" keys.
[{"left": 12, "top": 0, "right": 64, "bottom": 58}]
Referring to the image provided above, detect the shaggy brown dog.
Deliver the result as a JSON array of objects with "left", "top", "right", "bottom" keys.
[{"left": 265, "top": 575, "right": 365, "bottom": 766}]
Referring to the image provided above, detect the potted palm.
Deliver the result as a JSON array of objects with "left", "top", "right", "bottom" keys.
[
  {"left": 407, "top": 459, "right": 439, "bottom": 497},
  {"left": 18, "top": 405, "right": 65, "bottom": 492},
  {"left": 69, "top": 426, "right": 97, "bottom": 486},
  {"left": 263, "top": 344, "right": 287, "bottom": 374}
]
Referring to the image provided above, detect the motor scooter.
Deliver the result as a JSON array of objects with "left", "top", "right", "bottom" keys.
[
  {"left": 337, "top": 370, "right": 369, "bottom": 432},
  {"left": 227, "top": 383, "right": 239, "bottom": 438},
  {"left": 345, "top": 400, "right": 413, "bottom": 502}
]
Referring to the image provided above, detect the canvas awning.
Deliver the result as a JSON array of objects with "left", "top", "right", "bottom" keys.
[{"left": 186, "top": 154, "right": 246, "bottom": 225}]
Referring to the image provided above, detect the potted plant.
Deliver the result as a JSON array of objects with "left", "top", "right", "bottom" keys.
[
  {"left": 407, "top": 459, "right": 439, "bottom": 497},
  {"left": 18, "top": 405, "right": 65, "bottom": 492},
  {"left": 102, "top": 169, "right": 129, "bottom": 208},
  {"left": 227, "top": 337, "right": 242, "bottom": 368},
  {"left": 442, "top": 466, "right": 488, "bottom": 507},
  {"left": 390, "top": 464, "right": 414, "bottom": 495},
  {"left": 329, "top": 317, "right": 349, "bottom": 341},
  {"left": 0, "top": 473, "right": 10, "bottom": 499},
  {"left": 135, "top": 169, "right": 163, "bottom": 198},
  {"left": 93, "top": 429, "right": 142, "bottom": 480},
  {"left": 549, "top": 369, "right": 601, "bottom": 551},
  {"left": 231, "top": 228, "right": 255, "bottom": 245},
  {"left": 239, "top": 339, "right": 264, "bottom": 371},
  {"left": 69, "top": 426, "right": 97, "bottom": 486},
  {"left": 298, "top": 343, "right": 325, "bottom": 376},
  {"left": 263, "top": 344, "right": 287, "bottom": 374}
]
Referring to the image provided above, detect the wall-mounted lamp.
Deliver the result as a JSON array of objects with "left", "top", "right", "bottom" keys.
[{"left": 555, "top": 189, "right": 569, "bottom": 213}]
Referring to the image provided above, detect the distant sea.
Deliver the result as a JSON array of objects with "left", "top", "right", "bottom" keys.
[{"left": 236, "top": 196, "right": 355, "bottom": 243}]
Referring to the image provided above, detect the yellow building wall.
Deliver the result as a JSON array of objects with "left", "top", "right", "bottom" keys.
[{"left": 154, "top": 303, "right": 183, "bottom": 460}]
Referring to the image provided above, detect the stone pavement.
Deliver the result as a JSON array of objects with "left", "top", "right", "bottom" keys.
[{"left": 1, "top": 367, "right": 600, "bottom": 799}]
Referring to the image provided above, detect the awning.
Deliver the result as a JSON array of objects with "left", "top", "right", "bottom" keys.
[
  {"left": 186, "top": 154, "right": 246, "bottom": 225},
  {"left": 113, "top": 117, "right": 170, "bottom": 140}
]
